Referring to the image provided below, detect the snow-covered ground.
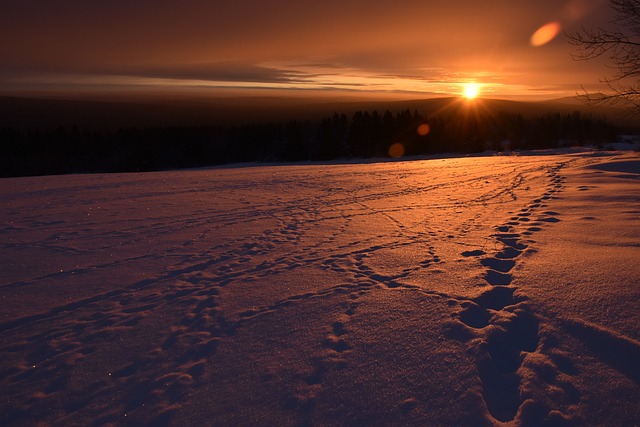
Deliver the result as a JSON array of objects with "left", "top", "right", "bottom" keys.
[{"left": 1, "top": 152, "right": 638, "bottom": 426}]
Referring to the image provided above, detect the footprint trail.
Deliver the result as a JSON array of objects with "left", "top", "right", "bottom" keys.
[{"left": 451, "top": 163, "right": 577, "bottom": 425}]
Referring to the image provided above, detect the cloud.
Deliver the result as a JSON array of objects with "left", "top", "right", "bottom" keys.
[
  {"left": 0, "top": 0, "right": 617, "bottom": 99},
  {"left": 0, "top": 62, "right": 316, "bottom": 86},
  {"left": 121, "top": 63, "right": 311, "bottom": 85}
]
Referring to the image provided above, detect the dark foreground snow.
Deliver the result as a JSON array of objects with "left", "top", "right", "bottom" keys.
[{"left": 1, "top": 152, "right": 638, "bottom": 426}]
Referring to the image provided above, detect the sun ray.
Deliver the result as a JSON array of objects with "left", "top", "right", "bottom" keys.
[{"left": 463, "top": 83, "right": 481, "bottom": 99}]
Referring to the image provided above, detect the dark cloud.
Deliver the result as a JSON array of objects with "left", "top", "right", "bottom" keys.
[{"left": 122, "top": 63, "right": 311, "bottom": 84}]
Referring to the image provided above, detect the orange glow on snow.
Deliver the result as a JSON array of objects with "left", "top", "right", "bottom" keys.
[{"left": 530, "top": 22, "right": 562, "bottom": 47}]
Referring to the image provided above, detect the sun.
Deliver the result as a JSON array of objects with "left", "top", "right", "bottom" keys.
[{"left": 462, "top": 83, "right": 480, "bottom": 99}]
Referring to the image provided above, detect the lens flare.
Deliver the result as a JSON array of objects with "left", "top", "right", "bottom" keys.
[
  {"left": 388, "top": 143, "right": 405, "bottom": 158},
  {"left": 530, "top": 22, "right": 562, "bottom": 47},
  {"left": 417, "top": 123, "right": 431, "bottom": 136}
]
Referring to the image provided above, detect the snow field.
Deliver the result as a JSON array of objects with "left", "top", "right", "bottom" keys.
[{"left": 0, "top": 152, "right": 638, "bottom": 426}]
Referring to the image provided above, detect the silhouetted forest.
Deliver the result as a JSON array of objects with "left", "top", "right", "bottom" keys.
[{"left": 1, "top": 107, "right": 616, "bottom": 177}]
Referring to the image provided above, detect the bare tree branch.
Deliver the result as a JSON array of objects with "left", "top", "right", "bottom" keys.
[{"left": 567, "top": 0, "right": 640, "bottom": 114}]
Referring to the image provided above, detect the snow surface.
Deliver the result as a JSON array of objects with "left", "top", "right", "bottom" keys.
[{"left": 0, "top": 152, "right": 638, "bottom": 426}]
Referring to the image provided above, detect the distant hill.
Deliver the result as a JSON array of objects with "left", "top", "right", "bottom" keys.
[{"left": 0, "top": 94, "right": 638, "bottom": 131}]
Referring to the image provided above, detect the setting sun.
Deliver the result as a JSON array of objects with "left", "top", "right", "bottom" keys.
[{"left": 463, "top": 83, "right": 480, "bottom": 99}]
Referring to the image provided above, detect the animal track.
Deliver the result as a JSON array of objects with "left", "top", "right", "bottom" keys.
[
  {"left": 323, "top": 321, "right": 352, "bottom": 354},
  {"left": 484, "top": 270, "right": 513, "bottom": 286},
  {"left": 1, "top": 156, "right": 596, "bottom": 426},
  {"left": 288, "top": 294, "right": 360, "bottom": 420},
  {"left": 481, "top": 258, "right": 516, "bottom": 273},
  {"left": 461, "top": 249, "right": 486, "bottom": 257},
  {"left": 458, "top": 302, "right": 491, "bottom": 329},
  {"left": 474, "top": 286, "right": 519, "bottom": 311},
  {"left": 452, "top": 163, "right": 572, "bottom": 424}
]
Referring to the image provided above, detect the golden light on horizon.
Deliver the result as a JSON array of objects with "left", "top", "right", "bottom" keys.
[
  {"left": 530, "top": 21, "right": 562, "bottom": 47},
  {"left": 463, "top": 83, "right": 480, "bottom": 99}
]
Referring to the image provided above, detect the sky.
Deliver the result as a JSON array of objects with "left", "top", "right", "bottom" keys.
[{"left": 0, "top": 0, "right": 618, "bottom": 101}]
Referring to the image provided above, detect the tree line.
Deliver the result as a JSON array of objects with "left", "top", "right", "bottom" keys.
[{"left": 1, "top": 108, "right": 616, "bottom": 177}]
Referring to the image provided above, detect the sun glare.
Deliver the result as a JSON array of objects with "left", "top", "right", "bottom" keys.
[{"left": 463, "top": 83, "right": 480, "bottom": 99}]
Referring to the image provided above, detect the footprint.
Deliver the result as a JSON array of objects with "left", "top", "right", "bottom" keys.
[
  {"left": 332, "top": 321, "right": 346, "bottom": 337},
  {"left": 497, "top": 238, "right": 528, "bottom": 251},
  {"left": 495, "top": 247, "right": 522, "bottom": 260},
  {"left": 499, "top": 309, "right": 540, "bottom": 353},
  {"left": 484, "top": 270, "right": 512, "bottom": 286},
  {"left": 481, "top": 258, "right": 516, "bottom": 273},
  {"left": 401, "top": 397, "right": 418, "bottom": 414},
  {"left": 458, "top": 302, "right": 492, "bottom": 329},
  {"left": 477, "top": 307, "right": 541, "bottom": 422},
  {"left": 537, "top": 217, "right": 560, "bottom": 223},
  {"left": 462, "top": 249, "right": 486, "bottom": 257},
  {"left": 345, "top": 303, "right": 358, "bottom": 316},
  {"left": 474, "top": 286, "right": 518, "bottom": 311},
  {"left": 305, "top": 360, "right": 327, "bottom": 386},
  {"left": 486, "top": 330, "right": 524, "bottom": 373},
  {"left": 323, "top": 320, "right": 351, "bottom": 354},
  {"left": 478, "top": 355, "right": 521, "bottom": 422},
  {"left": 323, "top": 336, "right": 351, "bottom": 353}
]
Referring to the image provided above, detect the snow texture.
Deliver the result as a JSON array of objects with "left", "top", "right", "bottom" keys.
[{"left": 0, "top": 152, "right": 638, "bottom": 426}]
